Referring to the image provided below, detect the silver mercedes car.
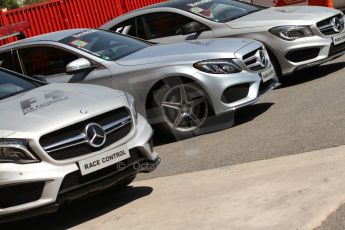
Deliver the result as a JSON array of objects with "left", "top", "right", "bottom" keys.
[
  {"left": 0, "top": 68, "right": 159, "bottom": 222},
  {"left": 0, "top": 29, "right": 279, "bottom": 138},
  {"left": 101, "top": 0, "right": 345, "bottom": 81}
]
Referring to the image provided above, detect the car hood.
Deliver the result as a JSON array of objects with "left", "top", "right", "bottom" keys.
[
  {"left": 0, "top": 129, "right": 15, "bottom": 138},
  {"left": 227, "top": 6, "right": 340, "bottom": 28},
  {"left": 116, "top": 38, "right": 255, "bottom": 66},
  {"left": 0, "top": 83, "right": 125, "bottom": 135}
]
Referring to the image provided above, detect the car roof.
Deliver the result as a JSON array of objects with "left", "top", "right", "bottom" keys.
[
  {"left": 0, "top": 28, "right": 89, "bottom": 50},
  {"left": 137, "top": 0, "right": 193, "bottom": 11}
]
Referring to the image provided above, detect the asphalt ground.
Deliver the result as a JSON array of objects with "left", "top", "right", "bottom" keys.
[
  {"left": 1, "top": 56, "right": 345, "bottom": 229},
  {"left": 317, "top": 204, "right": 345, "bottom": 230},
  {"left": 69, "top": 145, "right": 345, "bottom": 230}
]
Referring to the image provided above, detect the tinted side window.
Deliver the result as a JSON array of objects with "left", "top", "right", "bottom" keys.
[
  {"left": 138, "top": 13, "right": 195, "bottom": 39},
  {"left": 109, "top": 18, "right": 137, "bottom": 37},
  {"left": 19, "top": 47, "right": 79, "bottom": 77},
  {"left": 0, "top": 50, "right": 21, "bottom": 73}
]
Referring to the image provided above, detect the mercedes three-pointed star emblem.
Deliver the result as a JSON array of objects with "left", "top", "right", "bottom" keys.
[
  {"left": 255, "top": 50, "right": 268, "bottom": 68},
  {"left": 84, "top": 123, "right": 106, "bottom": 148},
  {"left": 331, "top": 17, "right": 344, "bottom": 33}
]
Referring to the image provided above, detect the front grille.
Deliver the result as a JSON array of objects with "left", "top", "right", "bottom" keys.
[
  {"left": 221, "top": 84, "right": 250, "bottom": 104},
  {"left": 0, "top": 182, "right": 45, "bottom": 208},
  {"left": 40, "top": 107, "right": 132, "bottom": 161},
  {"left": 59, "top": 148, "right": 144, "bottom": 194},
  {"left": 242, "top": 47, "right": 267, "bottom": 71},
  {"left": 317, "top": 14, "right": 344, "bottom": 36}
]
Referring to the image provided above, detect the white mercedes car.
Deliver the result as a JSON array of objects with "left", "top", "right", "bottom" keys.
[{"left": 0, "top": 68, "right": 159, "bottom": 222}]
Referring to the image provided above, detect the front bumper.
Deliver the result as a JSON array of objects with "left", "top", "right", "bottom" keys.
[
  {"left": 0, "top": 115, "right": 159, "bottom": 222},
  {"left": 194, "top": 66, "right": 279, "bottom": 115},
  {"left": 294, "top": 47, "right": 345, "bottom": 72},
  {"left": 266, "top": 28, "right": 345, "bottom": 75},
  {"left": 0, "top": 157, "right": 160, "bottom": 224}
]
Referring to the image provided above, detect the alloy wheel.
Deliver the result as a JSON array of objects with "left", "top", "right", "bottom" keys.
[{"left": 161, "top": 84, "right": 208, "bottom": 132}]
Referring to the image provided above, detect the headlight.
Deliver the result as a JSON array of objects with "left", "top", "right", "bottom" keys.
[
  {"left": 269, "top": 26, "right": 313, "bottom": 41},
  {"left": 0, "top": 139, "right": 39, "bottom": 164},
  {"left": 124, "top": 92, "right": 138, "bottom": 123},
  {"left": 193, "top": 59, "right": 241, "bottom": 74}
]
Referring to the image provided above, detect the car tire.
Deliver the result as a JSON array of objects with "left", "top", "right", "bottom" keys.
[{"left": 152, "top": 81, "right": 210, "bottom": 140}]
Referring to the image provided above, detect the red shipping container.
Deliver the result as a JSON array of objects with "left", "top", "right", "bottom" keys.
[{"left": 0, "top": 0, "right": 167, "bottom": 45}]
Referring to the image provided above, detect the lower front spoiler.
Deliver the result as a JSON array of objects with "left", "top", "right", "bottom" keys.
[
  {"left": 227, "top": 80, "right": 280, "bottom": 112},
  {"left": 294, "top": 50, "right": 345, "bottom": 73},
  {"left": 0, "top": 158, "right": 160, "bottom": 224}
]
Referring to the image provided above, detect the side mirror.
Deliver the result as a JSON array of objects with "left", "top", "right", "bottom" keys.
[
  {"left": 66, "top": 58, "right": 93, "bottom": 75},
  {"left": 181, "top": 22, "right": 203, "bottom": 35}
]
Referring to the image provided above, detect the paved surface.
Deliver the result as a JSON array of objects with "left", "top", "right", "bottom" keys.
[
  {"left": 143, "top": 57, "right": 345, "bottom": 180},
  {"left": 68, "top": 145, "right": 345, "bottom": 230},
  {"left": 316, "top": 203, "right": 345, "bottom": 230},
  {"left": 5, "top": 145, "right": 345, "bottom": 230}
]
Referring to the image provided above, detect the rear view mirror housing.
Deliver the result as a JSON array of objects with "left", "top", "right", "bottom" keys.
[
  {"left": 181, "top": 22, "right": 203, "bottom": 35},
  {"left": 66, "top": 58, "right": 93, "bottom": 75}
]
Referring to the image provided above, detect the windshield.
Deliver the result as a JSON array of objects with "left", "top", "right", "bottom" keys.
[
  {"left": 60, "top": 29, "right": 150, "bottom": 61},
  {"left": 0, "top": 70, "right": 37, "bottom": 100},
  {"left": 177, "top": 0, "right": 262, "bottom": 22}
]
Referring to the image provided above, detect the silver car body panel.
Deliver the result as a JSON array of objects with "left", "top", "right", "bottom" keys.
[
  {"left": 242, "top": 0, "right": 345, "bottom": 9},
  {"left": 0, "top": 29, "right": 278, "bottom": 121},
  {"left": 101, "top": 4, "right": 345, "bottom": 75},
  {"left": 0, "top": 84, "right": 124, "bottom": 133},
  {"left": 227, "top": 6, "right": 337, "bottom": 28}
]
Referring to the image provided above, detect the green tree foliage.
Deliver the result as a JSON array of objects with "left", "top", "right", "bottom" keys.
[
  {"left": 0, "top": 0, "right": 50, "bottom": 11},
  {"left": 23, "top": 0, "right": 49, "bottom": 6},
  {"left": 0, "top": 0, "right": 19, "bottom": 10}
]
